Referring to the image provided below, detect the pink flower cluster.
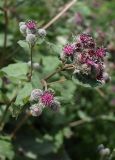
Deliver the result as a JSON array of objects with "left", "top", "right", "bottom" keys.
[
  {"left": 19, "top": 20, "right": 46, "bottom": 46},
  {"left": 30, "top": 89, "right": 60, "bottom": 116},
  {"left": 61, "top": 33, "right": 110, "bottom": 84}
]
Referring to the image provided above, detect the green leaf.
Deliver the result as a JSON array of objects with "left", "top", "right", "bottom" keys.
[
  {"left": 1, "top": 62, "right": 28, "bottom": 79},
  {"left": 0, "top": 136, "right": 14, "bottom": 160},
  {"left": 37, "top": 38, "right": 45, "bottom": 45},
  {"left": 53, "top": 80, "right": 76, "bottom": 102},
  {"left": 54, "top": 131, "right": 63, "bottom": 152},
  {"left": 15, "top": 82, "right": 33, "bottom": 106},
  {"left": 46, "top": 41, "right": 62, "bottom": 55},
  {"left": 17, "top": 40, "right": 29, "bottom": 52},
  {"left": 63, "top": 127, "right": 73, "bottom": 138},
  {"left": 0, "top": 70, "right": 5, "bottom": 77},
  {"left": 43, "top": 56, "right": 60, "bottom": 73}
]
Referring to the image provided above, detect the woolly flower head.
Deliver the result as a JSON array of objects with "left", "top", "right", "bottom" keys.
[
  {"left": 19, "top": 19, "right": 46, "bottom": 46},
  {"left": 60, "top": 33, "right": 110, "bottom": 87},
  {"left": 30, "top": 104, "right": 43, "bottom": 117},
  {"left": 30, "top": 88, "right": 60, "bottom": 116},
  {"left": 40, "top": 91, "right": 54, "bottom": 107},
  {"left": 26, "top": 20, "right": 37, "bottom": 30}
]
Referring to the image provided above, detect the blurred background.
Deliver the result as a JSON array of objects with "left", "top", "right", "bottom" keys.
[{"left": 0, "top": 0, "right": 115, "bottom": 159}]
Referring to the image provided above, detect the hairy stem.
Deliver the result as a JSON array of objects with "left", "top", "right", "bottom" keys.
[
  {"left": 30, "top": 46, "right": 33, "bottom": 79},
  {"left": 44, "top": 67, "right": 64, "bottom": 81},
  {"left": 28, "top": 45, "right": 33, "bottom": 81},
  {"left": 47, "top": 77, "right": 66, "bottom": 85},
  {"left": 44, "top": 64, "right": 74, "bottom": 81},
  {"left": 43, "top": 0, "right": 76, "bottom": 29}
]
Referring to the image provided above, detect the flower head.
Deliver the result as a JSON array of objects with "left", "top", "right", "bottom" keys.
[
  {"left": 63, "top": 44, "right": 75, "bottom": 56},
  {"left": 50, "top": 100, "right": 60, "bottom": 112},
  {"left": 30, "top": 89, "right": 43, "bottom": 101},
  {"left": 30, "top": 104, "right": 43, "bottom": 117},
  {"left": 96, "top": 48, "right": 106, "bottom": 58},
  {"left": 19, "top": 24, "right": 27, "bottom": 36},
  {"left": 88, "top": 49, "right": 95, "bottom": 56},
  {"left": 80, "top": 34, "right": 93, "bottom": 43},
  {"left": 79, "top": 34, "right": 95, "bottom": 48},
  {"left": 60, "top": 33, "right": 110, "bottom": 85},
  {"left": 37, "top": 28, "right": 47, "bottom": 38},
  {"left": 26, "top": 20, "right": 37, "bottom": 30},
  {"left": 26, "top": 34, "right": 37, "bottom": 46},
  {"left": 40, "top": 91, "right": 54, "bottom": 107},
  {"left": 29, "top": 88, "right": 60, "bottom": 116}
]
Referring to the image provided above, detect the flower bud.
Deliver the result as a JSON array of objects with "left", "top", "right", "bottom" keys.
[
  {"left": 33, "top": 63, "right": 40, "bottom": 69},
  {"left": 97, "top": 144, "right": 104, "bottom": 152},
  {"left": 27, "top": 61, "right": 32, "bottom": 67},
  {"left": 103, "top": 72, "right": 111, "bottom": 83},
  {"left": 19, "top": 24, "right": 27, "bottom": 36},
  {"left": 19, "top": 22, "right": 25, "bottom": 27},
  {"left": 27, "top": 61, "right": 40, "bottom": 70},
  {"left": 50, "top": 100, "right": 60, "bottom": 112},
  {"left": 26, "top": 34, "right": 37, "bottom": 46},
  {"left": 47, "top": 88, "right": 55, "bottom": 94},
  {"left": 30, "top": 89, "right": 43, "bottom": 102},
  {"left": 37, "top": 28, "right": 47, "bottom": 38},
  {"left": 30, "top": 104, "right": 43, "bottom": 117},
  {"left": 99, "top": 148, "right": 110, "bottom": 157}
]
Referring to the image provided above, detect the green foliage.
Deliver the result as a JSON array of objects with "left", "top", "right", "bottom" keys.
[
  {"left": 17, "top": 40, "right": 30, "bottom": 52},
  {"left": 1, "top": 62, "right": 28, "bottom": 80},
  {"left": 0, "top": 0, "right": 115, "bottom": 160},
  {"left": 15, "top": 82, "right": 33, "bottom": 106},
  {"left": 0, "top": 136, "right": 14, "bottom": 160}
]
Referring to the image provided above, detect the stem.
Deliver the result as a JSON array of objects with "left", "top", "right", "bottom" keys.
[
  {"left": 3, "top": 0, "right": 8, "bottom": 50},
  {"left": 44, "top": 67, "right": 63, "bottom": 81},
  {"left": 28, "top": 45, "right": 33, "bottom": 81},
  {"left": 0, "top": 104, "right": 10, "bottom": 128},
  {"left": 44, "top": 64, "right": 74, "bottom": 81},
  {"left": 47, "top": 77, "right": 66, "bottom": 85},
  {"left": 69, "top": 120, "right": 86, "bottom": 127},
  {"left": 96, "top": 88, "right": 106, "bottom": 99},
  {"left": 30, "top": 46, "right": 33, "bottom": 79},
  {"left": 43, "top": 0, "right": 76, "bottom": 29}
]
